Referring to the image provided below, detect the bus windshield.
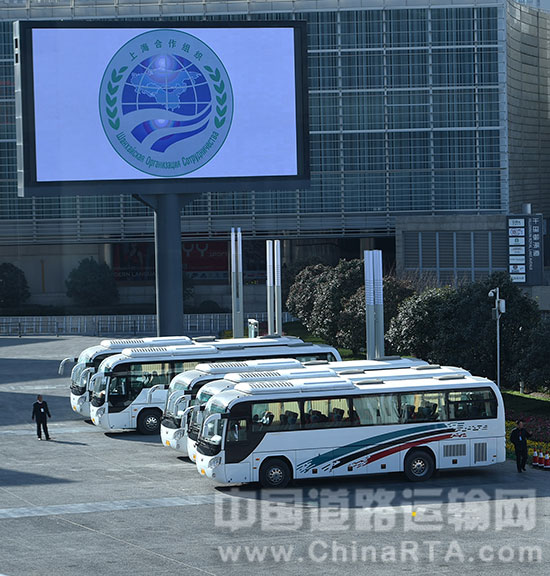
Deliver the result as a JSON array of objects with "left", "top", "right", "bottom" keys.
[
  {"left": 166, "top": 392, "right": 188, "bottom": 418},
  {"left": 187, "top": 405, "right": 204, "bottom": 441},
  {"left": 196, "top": 389, "right": 214, "bottom": 405},
  {"left": 198, "top": 401, "right": 227, "bottom": 452},
  {"left": 90, "top": 375, "right": 107, "bottom": 407},
  {"left": 168, "top": 380, "right": 188, "bottom": 394}
]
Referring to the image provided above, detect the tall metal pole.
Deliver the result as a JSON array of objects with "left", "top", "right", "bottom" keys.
[
  {"left": 489, "top": 287, "right": 503, "bottom": 388},
  {"left": 231, "top": 228, "right": 244, "bottom": 338},
  {"left": 373, "top": 249, "right": 385, "bottom": 358},
  {"left": 364, "top": 250, "right": 376, "bottom": 360},
  {"left": 274, "top": 240, "right": 283, "bottom": 336},
  {"left": 495, "top": 287, "right": 501, "bottom": 389},
  {"left": 266, "top": 240, "right": 275, "bottom": 335},
  {"left": 154, "top": 193, "right": 183, "bottom": 336}
]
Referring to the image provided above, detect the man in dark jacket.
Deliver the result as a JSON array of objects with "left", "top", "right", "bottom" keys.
[
  {"left": 32, "top": 395, "right": 51, "bottom": 440},
  {"left": 510, "top": 419, "right": 531, "bottom": 472}
]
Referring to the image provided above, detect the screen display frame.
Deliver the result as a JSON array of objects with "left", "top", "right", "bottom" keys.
[{"left": 14, "top": 19, "right": 309, "bottom": 197}]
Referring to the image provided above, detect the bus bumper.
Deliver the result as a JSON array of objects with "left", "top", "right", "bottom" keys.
[
  {"left": 160, "top": 424, "right": 188, "bottom": 454},
  {"left": 197, "top": 454, "right": 226, "bottom": 483}
]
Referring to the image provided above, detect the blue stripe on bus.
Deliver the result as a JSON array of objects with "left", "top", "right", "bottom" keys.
[{"left": 296, "top": 423, "right": 449, "bottom": 473}]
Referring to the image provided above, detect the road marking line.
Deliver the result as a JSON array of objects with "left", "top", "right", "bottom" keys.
[{"left": 0, "top": 495, "right": 218, "bottom": 520}]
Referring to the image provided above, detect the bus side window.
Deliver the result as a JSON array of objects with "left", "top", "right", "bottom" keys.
[
  {"left": 227, "top": 419, "right": 248, "bottom": 443},
  {"left": 251, "top": 401, "right": 300, "bottom": 432}
]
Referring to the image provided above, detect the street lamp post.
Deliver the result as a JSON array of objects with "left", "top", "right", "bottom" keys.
[{"left": 488, "top": 288, "right": 505, "bottom": 388}]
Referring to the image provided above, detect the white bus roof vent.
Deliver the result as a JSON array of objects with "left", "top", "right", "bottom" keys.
[
  {"left": 436, "top": 374, "right": 466, "bottom": 381},
  {"left": 128, "top": 346, "right": 169, "bottom": 354},
  {"left": 339, "top": 369, "right": 368, "bottom": 375},
  {"left": 356, "top": 379, "right": 385, "bottom": 386},
  {"left": 235, "top": 380, "right": 295, "bottom": 393},
  {"left": 374, "top": 356, "right": 402, "bottom": 361},
  {"left": 101, "top": 338, "right": 146, "bottom": 346},
  {"left": 213, "top": 344, "right": 244, "bottom": 351},
  {"left": 414, "top": 364, "right": 442, "bottom": 371},
  {"left": 193, "top": 336, "right": 217, "bottom": 343},
  {"left": 303, "top": 360, "right": 329, "bottom": 366},
  {"left": 236, "top": 371, "right": 282, "bottom": 381},
  {"left": 201, "top": 361, "right": 250, "bottom": 371}
]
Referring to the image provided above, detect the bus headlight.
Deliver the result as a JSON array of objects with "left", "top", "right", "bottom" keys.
[
  {"left": 207, "top": 456, "right": 222, "bottom": 469},
  {"left": 173, "top": 429, "right": 184, "bottom": 440},
  {"left": 96, "top": 407, "right": 105, "bottom": 417},
  {"left": 77, "top": 396, "right": 86, "bottom": 405}
]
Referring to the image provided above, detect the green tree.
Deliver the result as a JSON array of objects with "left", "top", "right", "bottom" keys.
[
  {"left": 281, "top": 256, "right": 325, "bottom": 310},
  {"left": 0, "top": 262, "right": 30, "bottom": 307},
  {"left": 386, "top": 273, "right": 541, "bottom": 388},
  {"left": 307, "top": 259, "right": 364, "bottom": 345},
  {"left": 517, "top": 318, "right": 550, "bottom": 392},
  {"left": 66, "top": 258, "right": 119, "bottom": 307},
  {"left": 286, "top": 263, "right": 330, "bottom": 330}
]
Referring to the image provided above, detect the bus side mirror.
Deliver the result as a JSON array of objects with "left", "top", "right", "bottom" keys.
[{"left": 58, "top": 357, "right": 72, "bottom": 375}]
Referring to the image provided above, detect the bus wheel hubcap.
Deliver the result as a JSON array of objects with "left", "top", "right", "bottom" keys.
[
  {"left": 268, "top": 467, "right": 283, "bottom": 485},
  {"left": 411, "top": 458, "right": 426, "bottom": 476},
  {"left": 145, "top": 416, "right": 158, "bottom": 430}
]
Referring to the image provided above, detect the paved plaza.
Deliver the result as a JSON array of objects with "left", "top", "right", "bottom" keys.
[{"left": 0, "top": 336, "right": 548, "bottom": 576}]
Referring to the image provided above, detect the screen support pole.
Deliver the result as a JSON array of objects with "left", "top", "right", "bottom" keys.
[{"left": 136, "top": 192, "right": 199, "bottom": 337}]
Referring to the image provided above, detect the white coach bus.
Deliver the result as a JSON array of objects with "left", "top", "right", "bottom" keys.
[
  {"left": 195, "top": 373, "right": 505, "bottom": 487},
  {"left": 161, "top": 355, "right": 428, "bottom": 454},
  {"left": 89, "top": 336, "right": 340, "bottom": 434},
  {"left": 161, "top": 358, "right": 311, "bottom": 451},
  {"left": 59, "top": 336, "right": 193, "bottom": 417},
  {"left": 186, "top": 363, "right": 469, "bottom": 462}
]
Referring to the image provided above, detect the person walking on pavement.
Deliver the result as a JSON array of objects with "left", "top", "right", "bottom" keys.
[
  {"left": 510, "top": 418, "right": 531, "bottom": 472},
  {"left": 32, "top": 394, "right": 51, "bottom": 440}
]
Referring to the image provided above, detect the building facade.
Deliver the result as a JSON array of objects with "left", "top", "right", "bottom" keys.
[{"left": 0, "top": 0, "right": 544, "bottom": 306}]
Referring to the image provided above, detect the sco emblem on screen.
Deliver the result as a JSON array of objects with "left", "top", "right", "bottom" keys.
[{"left": 99, "top": 29, "right": 233, "bottom": 177}]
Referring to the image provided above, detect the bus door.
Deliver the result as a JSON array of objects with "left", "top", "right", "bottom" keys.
[
  {"left": 224, "top": 404, "right": 255, "bottom": 483},
  {"left": 106, "top": 373, "right": 134, "bottom": 429}
]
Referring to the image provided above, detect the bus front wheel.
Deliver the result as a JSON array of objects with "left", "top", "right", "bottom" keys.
[
  {"left": 259, "top": 458, "right": 291, "bottom": 488},
  {"left": 137, "top": 409, "right": 161, "bottom": 435},
  {"left": 404, "top": 450, "right": 434, "bottom": 482}
]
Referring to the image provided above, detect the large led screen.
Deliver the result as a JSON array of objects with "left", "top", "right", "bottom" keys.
[{"left": 14, "top": 21, "right": 309, "bottom": 196}]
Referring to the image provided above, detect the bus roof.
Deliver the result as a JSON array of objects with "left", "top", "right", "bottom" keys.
[
  {"left": 171, "top": 360, "right": 456, "bottom": 394},
  {"left": 207, "top": 373, "right": 496, "bottom": 411},
  {"left": 193, "top": 358, "right": 305, "bottom": 374},
  {"left": 315, "top": 357, "right": 428, "bottom": 372},
  {"left": 170, "top": 356, "right": 427, "bottom": 387},
  {"left": 75, "top": 336, "right": 194, "bottom": 362},
  {"left": 100, "top": 340, "right": 339, "bottom": 370},
  {"left": 209, "top": 364, "right": 468, "bottom": 389}
]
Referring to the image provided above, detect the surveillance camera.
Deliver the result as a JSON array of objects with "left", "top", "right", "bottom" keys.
[{"left": 488, "top": 289, "right": 495, "bottom": 298}]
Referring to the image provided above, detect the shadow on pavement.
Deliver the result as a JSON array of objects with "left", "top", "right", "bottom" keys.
[
  {"left": 0, "top": 358, "right": 66, "bottom": 385},
  {"left": 104, "top": 431, "right": 163, "bottom": 444},
  {"left": 0, "top": 468, "right": 74, "bottom": 487},
  {"left": 47, "top": 439, "right": 89, "bottom": 446},
  {"left": 0, "top": 337, "right": 63, "bottom": 347},
  {"left": 214, "top": 461, "right": 550, "bottom": 506}
]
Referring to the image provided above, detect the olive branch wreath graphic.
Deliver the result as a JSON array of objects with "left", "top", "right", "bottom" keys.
[
  {"left": 104, "top": 66, "right": 128, "bottom": 131},
  {"left": 204, "top": 66, "right": 228, "bottom": 129}
]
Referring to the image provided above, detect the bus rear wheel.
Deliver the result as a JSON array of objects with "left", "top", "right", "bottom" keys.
[
  {"left": 137, "top": 409, "right": 161, "bottom": 435},
  {"left": 259, "top": 458, "right": 291, "bottom": 488},
  {"left": 404, "top": 450, "right": 434, "bottom": 482}
]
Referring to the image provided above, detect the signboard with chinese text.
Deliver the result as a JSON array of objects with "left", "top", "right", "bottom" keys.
[{"left": 507, "top": 215, "right": 544, "bottom": 285}]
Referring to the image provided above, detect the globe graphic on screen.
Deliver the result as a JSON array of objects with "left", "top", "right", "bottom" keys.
[{"left": 121, "top": 53, "right": 213, "bottom": 153}]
